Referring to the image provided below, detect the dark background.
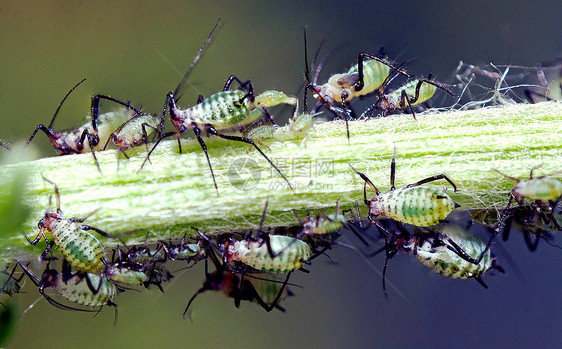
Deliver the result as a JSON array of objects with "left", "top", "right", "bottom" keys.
[{"left": 1, "top": 1, "right": 561, "bottom": 348}]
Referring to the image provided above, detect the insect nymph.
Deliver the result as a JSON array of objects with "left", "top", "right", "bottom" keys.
[
  {"left": 350, "top": 154, "right": 460, "bottom": 228},
  {"left": 25, "top": 176, "right": 111, "bottom": 273},
  {"left": 24, "top": 79, "right": 130, "bottom": 172},
  {"left": 141, "top": 19, "right": 296, "bottom": 193},
  {"left": 303, "top": 29, "right": 410, "bottom": 140}
]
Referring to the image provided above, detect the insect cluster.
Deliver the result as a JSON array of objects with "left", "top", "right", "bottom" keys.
[{"left": 1, "top": 18, "right": 561, "bottom": 322}]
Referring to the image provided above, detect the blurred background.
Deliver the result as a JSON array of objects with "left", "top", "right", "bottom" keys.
[{"left": 1, "top": 1, "right": 561, "bottom": 348}]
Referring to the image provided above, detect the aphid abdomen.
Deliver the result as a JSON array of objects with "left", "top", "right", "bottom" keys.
[
  {"left": 348, "top": 59, "right": 391, "bottom": 96},
  {"left": 415, "top": 233, "right": 492, "bottom": 279},
  {"left": 115, "top": 114, "right": 159, "bottom": 149},
  {"left": 54, "top": 274, "right": 116, "bottom": 307},
  {"left": 51, "top": 220, "right": 106, "bottom": 273},
  {"left": 230, "top": 236, "right": 312, "bottom": 273},
  {"left": 95, "top": 110, "right": 133, "bottom": 150},
  {"left": 377, "top": 187, "right": 456, "bottom": 227},
  {"left": 189, "top": 90, "right": 254, "bottom": 129},
  {"left": 108, "top": 268, "right": 148, "bottom": 285},
  {"left": 514, "top": 178, "right": 562, "bottom": 202},
  {"left": 398, "top": 80, "right": 437, "bottom": 106}
]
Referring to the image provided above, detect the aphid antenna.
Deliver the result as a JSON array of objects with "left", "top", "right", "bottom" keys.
[
  {"left": 171, "top": 17, "right": 222, "bottom": 104},
  {"left": 40, "top": 174, "right": 61, "bottom": 213},
  {"left": 48, "top": 78, "right": 87, "bottom": 130},
  {"left": 348, "top": 164, "right": 381, "bottom": 196}
]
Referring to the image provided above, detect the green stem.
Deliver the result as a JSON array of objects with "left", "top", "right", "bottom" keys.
[{"left": 0, "top": 101, "right": 561, "bottom": 262}]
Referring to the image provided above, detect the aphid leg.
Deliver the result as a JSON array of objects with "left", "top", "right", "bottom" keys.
[
  {"left": 79, "top": 225, "right": 113, "bottom": 238},
  {"left": 405, "top": 174, "right": 459, "bottom": 193},
  {"left": 528, "top": 164, "right": 543, "bottom": 179},
  {"left": 355, "top": 52, "right": 412, "bottom": 92},
  {"left": 206, "top": 125, "right": 293, "bottom": 190},
  {"left": 492, "top": 168, "right": 520, "bottom": 182},
  {"left": 78, "top": 128, "right": 102, "bottom": 174},
  {"left": 192, "top": 125, "right": 220, "bottom": 195},
  {"left": 139, "top": 130, "right": 177, "bottom": 171},
  {"left": 473, "top": 276, "right": 489, "bottom": 289},
  {"left": 223, "top": 75, "right": 253, "bottom": 94}
]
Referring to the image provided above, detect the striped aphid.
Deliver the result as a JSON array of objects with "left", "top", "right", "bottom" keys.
[
  {"left": 25, "top": 176, "right": 112, "bottom": 273},
  {"left": 16, "top": 261, "right": 117, "bottom": 314},
  {"left": 484, "top": 166, "right": 562, "bottom": 253},
  {"left": 360, "top": 75, "right": 454, "bottom": 119},
  {"left": 350, "top": 154, "right": 460, "bottom": 228},
  {"left": 303, "top": 29, "right": 411, "bottom": 141},
  {"left": 378, "top": 224, "right": 501, "bottom": 295},
  {"left": 142, "top": 19, "right": 296, "bottom": 193},
  {"left": 24, "top": 79, "right": 131, "bottom": 172}
]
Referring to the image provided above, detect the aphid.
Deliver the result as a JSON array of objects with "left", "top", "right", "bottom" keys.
[
  {"left": 495, "top": 167, "right": 562, "bottom": 205},
  {"left": 142, "top": 265, "right": 174, "bottom": 293},
  {"left": 224, "top": 234, "right": 312, "bottom": 274},
  {"left": 524, "top": 58, "right": 562, "bottom": 103},
  {"left": 161, "top": 234, "right": 204, "bottom": 263},
  {"left": 245, "top": 103, "right": 322, "bottom": 144},
  {"left": 350, "top": 153, "right": 460, "bottom": 228},
  {"left": 303, "top": 29, "right": 411, "bottom": 140},
  {"left": 379, "top": 224, "right": 501, "bottom": 295},
  {"left": 485, "top": 167, "right": 562, "bottom": 252},
  {"left": 184, "top": 246, "right": 292, "bottom": 316},
  {"left": 143, "top": 19, "right": 296, "bottom": 193},
  {"left": 295, "top": 205, "right": 347, "bottom": 237},
  {"left": 502, "top": 205, "right": 562, "bottom": 251},
  {"left": 16, "top": 261, "right": 117, "bottom": 313},
  {"left": 360, "top": 75, "right": 453, "bottom": 119},
  {"left": 102, "top": 108, "right": 159, "bottom": 159},
  {"left": 25, "top": 176, "right": 112, "bottom": 273},
  {"left": 24, "top": 79, "right": 130, "bottom": 172},
  {"left": 118, "top": 234, "right": 167, "bottom": 265}
]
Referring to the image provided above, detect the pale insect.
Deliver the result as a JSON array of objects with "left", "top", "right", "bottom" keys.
[
  {"left": 360, "top": 75, "right": 454, "bottom": 119},
  {"left": 24, "top": 79, "right": 130, "bottom": 172},
  {"left": 25, "top": 176, "right": 112, "bottom": 273},
  {"left": 245, "top": 102, "right": 322, "bottom": 144},
  {"left": 378, "top": 224, "right": 501, "bottom": 296},
  {"left": 350, "top": 153, "right": 460, "bottom": 228},
  {"left": 483, "top": 166, "right": 562, "bottom": 253},
  {"left": 143, "top": 19, "right": 296, "bottom": 193},
  {"left": 16, "top": 261, "right": 117, "bottom": 314},
  {"left": 303, "top": 29, "right": 411, "bottom": 140}
]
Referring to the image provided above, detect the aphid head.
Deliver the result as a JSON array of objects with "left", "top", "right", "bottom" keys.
[
  {"left": 38, "top": 211, "right": 59, "bottom": 230},
  {"left": 367, "top": 197, "right": 382, "bottom": 217}
]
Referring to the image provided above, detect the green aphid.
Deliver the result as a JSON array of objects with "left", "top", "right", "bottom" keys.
[
  {"left": 351, "top": 154, "right": 459, "bottom": 228},
  {"left": 361, "top": 75, "right": 454, "bottom": 119},
  {"left": 246, "top": 105, "right": 321, "bottom": 143},
  {"left": 17, "top": 261, "right": 117, "bottom": 311},
  {"left": 102, "top": 108, "right": 159, "bottom": 158},
  {"left": 413, "top": 225, "right": 494, "bottom": 280},
  {"left": 142, "top": 22, "right": 295, "bottom": 193},
  {"left": 226, "top": 235, "right": 312, "bottom": 274},
  {"left": 25, "top": 177, "right": 111, "bottom": 273},
  {"left": 24, "top": 79, "right": 131, "bottom": 173}
]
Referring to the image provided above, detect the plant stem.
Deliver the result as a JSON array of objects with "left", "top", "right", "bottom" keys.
[{"left": 0, "top": 101, "right": 560, "bottom": 262}]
